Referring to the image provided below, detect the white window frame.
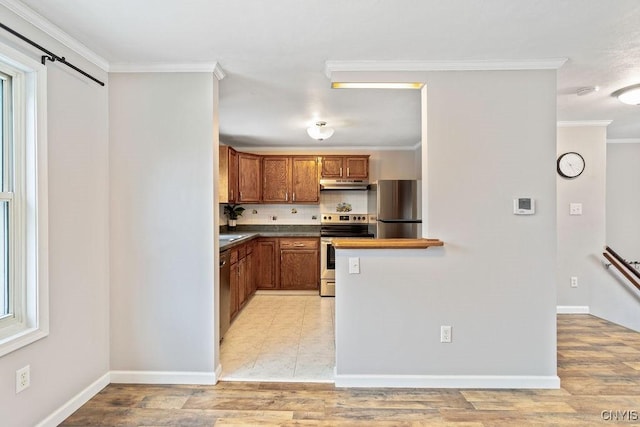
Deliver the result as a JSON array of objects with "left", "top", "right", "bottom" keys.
[{"left": 0, "top": 41, "right": 49, "bottom": 357}]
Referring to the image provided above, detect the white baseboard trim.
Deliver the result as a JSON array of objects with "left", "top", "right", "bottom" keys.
[
  {"left": 334, "top": 374, "right": 560, "bottom": 389},
  {"left": 110, "top": 370, "right": 217, "bottom": 385},
  {"left": 36, "top": 371, "right": 110, "bottom": 427},
  {"left": 557, "top": 305, "right": 590, "bottom": 314}
]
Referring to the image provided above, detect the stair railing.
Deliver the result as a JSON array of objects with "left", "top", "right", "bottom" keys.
[{"left": 603, "top": 246, "right": 640, "bottom": 291}]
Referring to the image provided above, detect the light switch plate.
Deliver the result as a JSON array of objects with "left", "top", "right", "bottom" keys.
[{"left": 348, "top": 257, "right": 360, "bottom": 274}]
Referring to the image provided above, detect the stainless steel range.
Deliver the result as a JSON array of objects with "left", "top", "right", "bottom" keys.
[{"left": 320, "top": 213, "right": 373, "bottom": 296}]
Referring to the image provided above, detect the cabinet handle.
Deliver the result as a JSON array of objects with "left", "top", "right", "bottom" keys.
[
  {"left": 230, "top": 189, "right": 234, "bottom": 199},
  {"left": 293, "top": 192, "right": 296, "bottom": 202},
  {"left": 285, "top": 192, "right": 288, "bottom": 201},
  {"left": 294, "top": 243, "right": 305, "bottom": 247},
  {"left": 347, "top": 167, "right": 350, "bottom": 177},
  {"left": 239, "top": 191, "right": 242, "bottom": 200},
  {"left": 339, "top": 167, "right": 343, "bottom": 176}
]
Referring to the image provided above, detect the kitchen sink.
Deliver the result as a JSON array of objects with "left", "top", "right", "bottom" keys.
[{"left": 219, "top": 234, "right": 247, "bottom": 242}]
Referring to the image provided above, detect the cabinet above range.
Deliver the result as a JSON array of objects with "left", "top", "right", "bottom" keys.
[{"left": 219, "top": 145, "right": 369, "bottom": 205}]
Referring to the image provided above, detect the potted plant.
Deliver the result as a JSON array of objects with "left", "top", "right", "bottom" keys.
[{"left": 224, "top": 204, "right": 245, "bottom": 230}]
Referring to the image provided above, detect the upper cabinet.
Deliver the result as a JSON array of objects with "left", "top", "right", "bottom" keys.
[
  {"left": 262, "top": 156, "right": 320, "bottom": 203},
  {"left": 291, "top": 156, "right": 320, "bottom": 203},
  {"left": 219, "top": 145, "right": 238, "bottom": 203},
  {"left": 220, "top": 146, "right": 367, "bottom": 205},
  {"left": 237, "top": 152, "right": 261, "bottom": 203},
  {"left": 262, "top": 156, "right": 290, "bottom": 203},
  {"left": 320, "top": 155, "right": 369, "bottom": 179}
]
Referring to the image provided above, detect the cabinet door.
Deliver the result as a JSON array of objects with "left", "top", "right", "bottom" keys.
[
  {"left": 321, "top": 156, "right": 344, "bottom": 178},
  {"left": 238, "top": 257, "right": 247, "bottom": 308},
  {"left": 228, "top": 148, "right": 238, "bottom": 202},
  {"left": 345, "top": 156, "right": 369, "bottom": 179},
  {"left": 245, "top": 251, "right": 254, "bottom": 299},
  {"left": 238, "top": 153, "right": 261, "bottom": 202},
  {"left": 291, "top": 156, "right": 319, "bottom": 203},
  {"left": 280, "top": 249, "right": 319, "bottom": 290},
  {"left": 230, "top": 261, "right": 239, "bottom": 319},
  {"left": 256, "top": 238, "right": 278, "bottom": 289},
  {"left": 262, "top": 157, "right": 291, "bottom": 203},
  {"left": 219, "top": 146, "right": 238, "bottom": 203}
]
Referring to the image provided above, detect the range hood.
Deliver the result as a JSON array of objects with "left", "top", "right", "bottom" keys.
[{"left": 320, "top": 179, "right": 369, "bottom": 191}]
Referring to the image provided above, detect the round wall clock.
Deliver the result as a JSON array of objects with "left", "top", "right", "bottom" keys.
[{"left": 557, "top": 152, "right": 585, "bottom": 178}]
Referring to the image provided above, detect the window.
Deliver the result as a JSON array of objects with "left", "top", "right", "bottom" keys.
[{"left": 0, "top": 42, "right": 48, "bottom": 357}]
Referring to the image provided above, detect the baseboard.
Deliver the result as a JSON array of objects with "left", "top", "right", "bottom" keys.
[
  {"left": 110, "top": 370, "right": 217, "bottom": 385},
  {"left": 35, "top": 371, "right": 110, "bottom": 427},
  {"left": 557, "top": 305, "right": 590, "bottom": 314},
  {"left": 334, "top": 373, "right": 560, "bottom": 389}
]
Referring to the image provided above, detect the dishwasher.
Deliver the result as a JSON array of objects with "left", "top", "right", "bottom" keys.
[{"left": 219, "top": 250, "right": 231, "bottom": 341}]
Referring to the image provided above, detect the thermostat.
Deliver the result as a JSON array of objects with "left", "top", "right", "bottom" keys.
[{"left": 513, "top": 198, "right": 535, "bottom": 215}]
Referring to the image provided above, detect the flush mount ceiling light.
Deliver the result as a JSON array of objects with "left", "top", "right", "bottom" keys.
[
  {"left": 307, "top": 121, "right": 335, "bottom": 141},
  {"left": 331, "top": 82, "right": 424, "bottom": 89},
  {"left": 612, "top": 84, "right": 640, "bottom": 105}
]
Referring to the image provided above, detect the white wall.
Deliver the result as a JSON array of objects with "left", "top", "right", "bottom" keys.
[
  {"left": 334, "top": 70, "right": 558, "bottom": 386},
  {"left": 594, "top": 142, "right": 640, "bottom": 331},
  {"left": 556, "top": 125, "right": 607, "bottom": 309},
  {"left": 606, "top": 143, "right": 640, "bottom": 257},
  {"left": 109, "top": 73, "right": 216, "bottom": 376},
  {"left": 0, "top": 8, "right": 110, "bottom": 427}
]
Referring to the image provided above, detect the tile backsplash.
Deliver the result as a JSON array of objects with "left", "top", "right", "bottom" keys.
[
  {"left": 220, "top": 190, "right": 368, "bottom": 225},
  {"left": 319, "top": 190, "right": 367, "bottom": 214}
]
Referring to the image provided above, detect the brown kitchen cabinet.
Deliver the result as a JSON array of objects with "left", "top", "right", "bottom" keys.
[
  {"left": 291, "top": 156, "right": 320, "bottom": 203},
  {"left": 237, "top": 152, "right": 261, "bottom": 203},
  {"left": 256, "top": 238, "right": 278, "bottom": 289},
  {"left": 219, "top": 145, "right": 238, "bottom": 203},
  {"left": 321, "top": 155, "right": 369, "bottom": 179},
  {"left": 229, "top": 241, "right": 257, "bottom": 321},
  {"left": 279, "top": 237, "right": 319, "bottom": 290},
  {"left": 262, "top": 156, "right": 319, "bottom": 204},
  {"left": 262, "top": 156, "right": 290, "bottom": 203}
]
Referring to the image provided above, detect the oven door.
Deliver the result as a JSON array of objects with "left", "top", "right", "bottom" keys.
[
  {"left": 320, "top": 238, "right": 336, "bottom": 296},
  {"left": 320, "top": 237, "right": 335, "bottom": 280}
]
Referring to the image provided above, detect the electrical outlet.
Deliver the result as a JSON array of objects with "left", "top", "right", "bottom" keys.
[
  {"left": 571, "top": 276, "right": 578, "bottom": 288},
  {"left": 16, "top": 365, "right": 30, "bottom": 393},
  {"left": 440, "top": 326, "right": 452, "bottom": 343}
]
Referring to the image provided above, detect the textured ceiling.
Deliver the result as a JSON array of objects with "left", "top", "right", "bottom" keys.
[{"left": 8, "top": 0, "right": 640, "bottom": 147}]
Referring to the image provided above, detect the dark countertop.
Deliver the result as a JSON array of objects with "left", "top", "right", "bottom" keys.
[{"left": 219, "top": 225, "right": 321, "bottom": 251}]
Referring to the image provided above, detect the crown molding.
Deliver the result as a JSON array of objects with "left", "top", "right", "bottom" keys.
[
  {"left": 557, "top": 120, "right": 613, "bottom": 127},
  {"left": 229, "top": 144, "right": 420, "bottom": 152},
  {"left": 110, "top": 62, "right": 224, "bottom": 76},
  {"left": 325, "top": 58, "right": 568, "bottom": 77},
  {"left": 0, "top": 0, "right": 109, "bottom": 71},
  {"left": 607, "top": 138, "right": 640, "bottom": 144}
]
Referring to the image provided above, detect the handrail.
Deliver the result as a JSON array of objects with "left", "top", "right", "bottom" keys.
[{"left": 603, "top": 246, "right": 640, "bottom": 291}]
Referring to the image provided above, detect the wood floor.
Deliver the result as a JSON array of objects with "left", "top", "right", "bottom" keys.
[{"left": 61, "top": 315, "right": 640, "bottom": 426}]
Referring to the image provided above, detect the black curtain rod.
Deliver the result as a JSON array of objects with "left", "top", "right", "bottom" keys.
[{"left": 0, "top": 22, "right": 105, "bottom": 87}]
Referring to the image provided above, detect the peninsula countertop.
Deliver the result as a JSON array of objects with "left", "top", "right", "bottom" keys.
[{"left": 330, "top": 238, "right": 444, "bottom": 249}]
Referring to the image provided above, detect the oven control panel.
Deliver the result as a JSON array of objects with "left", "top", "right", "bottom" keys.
[{"left": 321, "top": 213, "right": 368, "bottom": 224}]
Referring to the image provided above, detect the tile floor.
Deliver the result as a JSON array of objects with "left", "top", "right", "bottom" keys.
[{"left": 220, "top": 294, "right": 335, "bottom": 382}]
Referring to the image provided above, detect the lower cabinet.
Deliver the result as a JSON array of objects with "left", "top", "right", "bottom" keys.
[
  {"left": 228, "top": 236, "right": 320, "bottom": 322},
  {"left": 230, "top": 241, "right": 256, "bottom": 321},
  {"left": 256, "top": 238, "right": 278, "bottom": 289},
  {"left": 279, "top": 238, "right": 319, "bottom": 290}
]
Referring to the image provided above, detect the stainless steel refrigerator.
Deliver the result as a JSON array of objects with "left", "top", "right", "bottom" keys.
[{"left": 368, "top": 180, "right": 422, "bottom": 238}]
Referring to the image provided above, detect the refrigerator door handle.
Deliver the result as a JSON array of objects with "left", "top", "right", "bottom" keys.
[{"left": 378, "top": 219, "right": 422, "bottom": 223}]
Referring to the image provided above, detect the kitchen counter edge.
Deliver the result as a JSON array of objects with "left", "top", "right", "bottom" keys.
[
  {"left": 331, "top": 238, "right": 444, "bottom": 249},
  {"left": 219, "top": 232, "right": 321, "bottom": 251}
]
